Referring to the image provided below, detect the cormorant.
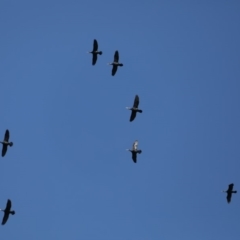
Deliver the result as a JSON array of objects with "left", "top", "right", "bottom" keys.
[
  {"left": 0, "top": 199, "right": 15, "bottom": 225},
  {"left": 88, "top": 39, "right": 102, "bottom": 65},
  {"left": 108, "top": 51, "right": 123, "bottom": 76},
  {"left": 126, "top": 95, "right": 143, "bottom": 122},
  {"left": 126, "top": 140, "right": 142, "bottom": 163},
  {"left": 222, "top": 183, "right": 237, "bottom": 203},
  {"left": 0, "top": 130, "right": 13, "bottom": 157}
]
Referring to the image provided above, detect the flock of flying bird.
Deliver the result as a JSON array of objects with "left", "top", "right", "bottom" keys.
[
  {"left": 0, "top": 130, "right": 15, "bottom": 225},
  {"left": 0, "top": 39, "right": 237, "bottom": 226},
  {"left": 88, "top": 39, "right": 143, "bottom": 162}
]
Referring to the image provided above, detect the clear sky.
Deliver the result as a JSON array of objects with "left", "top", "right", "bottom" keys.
[{"left": 1, "top": 0, "right": 240, "bottom": 239}]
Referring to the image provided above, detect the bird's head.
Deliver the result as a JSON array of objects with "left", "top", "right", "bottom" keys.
[
  {"left": 11, "top": 211, "right": 15, "bottom": 215},
  {"left": 126, "top": 107, "right": 131, "bottom": 110},
  {"left": 9, "top": 142, "right": 13, "bottom": 147}
]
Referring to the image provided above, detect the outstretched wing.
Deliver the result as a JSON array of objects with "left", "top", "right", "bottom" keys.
[
  {"left": 114, "top": 51, "right": 119, "bottom": 62},
  {"left": 132, "top": 152, "right": 137, "bottom": 163},
  {"left": 130, "top": 111, "right": 136, "bottom": 122},
  {"left": 2, "top": 200, "right": 11, "bottom": 225},
  {"left": 133, "top": 95, "right": 139, "bottom": 108},
  {"left": 112, "top": 65, "right": 118, "bottom": 76},
  {"left": 228, "top": 183, "right": 234, "bottom": 192},
  {"left": 2, "top": 212, "right": 9, "bottom": 225},
  {"left": 5, "top": 199, "right": 11, "bottom": 212},
  {"left": 4, "top": 130, "right": 9, "bottom": 142},
  {"left": 133, "top": 140, "right": 138, "bottom": 151},
  {"left": 93, "top": 39, "right": 98, "bottom": 51},
  {"left": 2, "top": 144, "right": 7, "bottom": 157},
  {"left": 92, "top": 54, "right": 97, "bottom": 65},
  {"left": 227, "top": 192, "right": 232, "bottom": 203}
]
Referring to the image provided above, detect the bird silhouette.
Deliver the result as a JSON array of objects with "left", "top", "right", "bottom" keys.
[
  {"left": 0, "top": 199, "right": 15, "bottom": 225},
  {"left": 126, "top": 95, "right": 143, "bottom": 122},
  {"left": 0, "top": 129, "right": 13, "bottom": 157},
  {"left": 222, "top": 183, "right": 237, "bottom": 203},
  {"left": 126, "top": 140, "right": 142, "bottom": 163},
  {"left": 108, "top": 51, "right": 123, "bottom": 76},
  {"left": 88, "top": 39, "right": 102, "bottom": 65}
]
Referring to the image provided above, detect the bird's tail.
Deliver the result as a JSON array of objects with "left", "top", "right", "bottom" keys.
[
  {"left": 119, "top": 63, "right": 123, "bottom": 67},
  {"left": 137, "top": 109, "right": 143, "bottom": 113},
  {"left": 9, "top": 142, "right": 13, "bottom": 147},
  {"left": 11, "top": 211, "right": 15, "bottom": 215},
  {"left": 232, "top": 191, "right": 237, "bottom": 193},
  {"left": 99, "top": 51, "right": 102, "bottom": 55},
  {"left": 137, "top": 150, "right": 142, "bottom": 154}
]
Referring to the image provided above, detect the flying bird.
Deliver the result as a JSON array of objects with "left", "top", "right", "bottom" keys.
[
  {"left": 126, "top": 140, "right": 142, "bottom": 163},
  {"left": 0, "top": 129, "right": 13, "bottom": 157},
  {"left": 108, "top": 51, "right": 123, "bottom": 76},
  {"left": 222, "top": 183, "right": 237, "bottom": 203},
  {"left": 88, "top": 39, "right": 102, "bottom": 65},
  {"left": 0, "top": 199, "right": 15, "bottom": 225},
  {"left": 126, "top": 95, "right": 143, "bottom": 122}
]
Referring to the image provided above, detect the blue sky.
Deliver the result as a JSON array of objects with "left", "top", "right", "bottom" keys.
[{"left": 1, "top": 0, "right": 240, "bottom": 239}]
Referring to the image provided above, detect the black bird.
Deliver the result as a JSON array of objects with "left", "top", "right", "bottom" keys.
[
  {"left": 88, "top": 39, "right": 102, "bottom": 65},
  {"left": 0, "top": 199, "right": 15, "bottom": 225},
  {"left": 126, "top": 95, "right": 143, "bottom": 122},
  {"left": 126, "top": 140, "right": 142, "bottom": 163},
  {"left": 108, "top": 51, "right": 123, "bottom": 76},
  {"left": 0, "top": 129, "right": 13, "bottom": 157},
  {"left": 222, "top": 183, "right": 237, "bottom": 203}
]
